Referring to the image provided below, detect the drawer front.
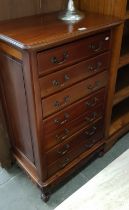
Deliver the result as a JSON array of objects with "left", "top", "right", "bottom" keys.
[
  {"left": 42, "top": 71, "right": 108, "bottom": 118},
  {"left": 39, "top": 52, "right": 110, "bottom": 98},
  {"left": 43, "top": 89, "right": 105, "bottom": 133},
  {"left": 47, "top": 120, "right": 104, "bottom": 177},
  {"left": 44, "top": 105, "right": 103, "bottom": 150},
  {"left": 37, "top": 31, "right": 111, "bottom": 75}
]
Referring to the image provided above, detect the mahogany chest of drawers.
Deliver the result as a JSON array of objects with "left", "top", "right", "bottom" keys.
[{"left": 0, "top": 12, "right": 121, "bottom": 201}]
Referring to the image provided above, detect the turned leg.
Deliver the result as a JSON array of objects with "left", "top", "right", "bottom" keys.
[
  {"left": 41, "top": 187, "right": 50, "bottom": 202},
  {"left": 98, "top": 149, "right": 105, "bottom": 157}
]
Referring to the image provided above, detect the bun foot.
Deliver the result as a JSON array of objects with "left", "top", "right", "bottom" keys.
[
  {"left": 98, "top": 150, "right": 105, "bottom": 157},
  {"left": 41, "top": 188, "right": 50, "bottom": 202},
  {"left": 41, "top": 193, "right": 50, "bottom": 202}
]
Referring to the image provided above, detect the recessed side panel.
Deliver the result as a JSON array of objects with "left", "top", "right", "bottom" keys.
[{"left": 0, "top": 53, "right": 34, "bottom": 163}]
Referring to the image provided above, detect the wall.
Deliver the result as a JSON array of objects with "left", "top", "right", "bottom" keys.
[
  {"left": 80, "top": 0, "right": 127, "bottom": 18},
  {"left": 0, "top": 0, "right": 66, "bottom": 21}
]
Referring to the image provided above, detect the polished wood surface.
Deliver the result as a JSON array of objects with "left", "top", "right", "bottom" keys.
[
  {"left": 46, "top": 119, "right": 103, "bottom": 166},
  {"left": 37, "top": 31, "right": 111, "bottom": 75},
  {"left": 43, "top": 89, "right": 105, "bottom": 134},
  {"left": 80, "top": 0, "right": 129, "bottom": 148},
  {"left": 43, "top": 105, "right": 103, "bottom": 150},
  {"left": 0, "top": 11, "right": 121, "bottom": 201},
  {"left": 0, "top": 12, "right": 121, "bottom": 50},
  {"left": 104, "top": 25, "right": 124, "bottom": 138},
  {"left": 0, "top": 42, "right": 22, "bottom": 60},
  {"left": 39, "top": 52, "right": 110, "bottom": 97},
  {"left": 0, "top": 100, "right": 11, "bottom": 168},
  {"left": 42, "top": 71, "right": 108, "bottom": 117},
  {"left": 47, "top": 120, "right": 103, "bottom": 177},
  {"left": 0, "top": 0, "right": 127, "bottom": 174},
  {"left": 0, "top": 53, "right": 34, "bottom": 163}
]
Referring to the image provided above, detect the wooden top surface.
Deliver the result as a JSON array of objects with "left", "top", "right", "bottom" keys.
[{"left": 0, "top": 12, "right": 122, "bottom": 50}]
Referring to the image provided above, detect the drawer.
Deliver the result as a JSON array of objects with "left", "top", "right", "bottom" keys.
[
  {"left": 43, "top": 105, "right": 103, "bottom": 150},
  {"left": 39, "top": 52, "right": 110, "bottom": 98},
  {"left": 42, "top": 71, "right": 108, "bottom": 118},
  {"left": 43, "top": 89, "right": 105, "bottom": 133},
  {"left": 37, "top": 31, "right": 111, "bottom": 75},
  {"left": 47, "top": 120, "right": 104, "bottom": 177}
]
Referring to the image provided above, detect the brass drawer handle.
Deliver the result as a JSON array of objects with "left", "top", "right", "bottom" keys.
[
  {"left": 85, "top": 142, "right": 94, "bottom": 149},
  {"left": 88, "top": 62, "right": 102, "bottom": 72},
  {"left": 54, "top": 101, "right": 60, "bottom": 108},
  {"left": 59, "top": 157, "right": 69, "bottom": 169},
  {"left": 85, "top": 97, "right": 99, "bottom": 107},
  {"left": 57, "top": 144, "right": 70, "bottom": 155},
  {"left": 52, "top": 74, "right": 70, "bottom": 88},
  {"left": 87, "top": 81, "right": 100, "bottom": 91},
  {"left": 52, "top": 80, "right": 60, "bottom": 87},
  {"left": 56, "top": 128, "right": 69, "bottom": 141},
  {"left": 51, "top": 51, "right": 69, "bottom": 65},
  {"left": 64, "top": 96, "right": 70, "bottom": 103},
  {"left": 53, "top": 96, "right": 70, "bottom": 109},
  {"left": 85, "top": 112, "right": 97, "bottom": 123},
  {"left": 64, "top": 74, "right": 70, "bottom": 81},
  {"left": 85, "top": 138, "right": 97, "bottom": 149},
  {"left": 89, "top": 41, "right": 103, "bottom": 52},
  {"left": 85, "top": 126, "right": 97, "bottom": 137},
  {"left": 54, "top": 113, "right": 70, "bottom": 125}
]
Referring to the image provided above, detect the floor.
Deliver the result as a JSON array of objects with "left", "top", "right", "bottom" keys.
[{"left": 0, "top": 133, "right": 129, "bottom": 210}]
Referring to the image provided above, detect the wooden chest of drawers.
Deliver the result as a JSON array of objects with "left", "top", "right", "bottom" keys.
[{"left": 0, "top": 12, "right": 121, "bottom": 201}]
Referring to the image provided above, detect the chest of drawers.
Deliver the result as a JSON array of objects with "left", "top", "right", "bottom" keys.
[{"left": 0, "top": 12, "right": 121, "bottom": 201}]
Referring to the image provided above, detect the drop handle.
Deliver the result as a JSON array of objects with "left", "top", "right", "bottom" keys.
[
  {"left": 87, "top": 81, "right": 100, "bottom": 91},
  {"left": 54, "top": 113, "right": 70, "bottom": 125},
  {"left": 88, "top": 62, "right": 102, "bottom": 72},
  {"left": 85, "top": 97, "right": 98, "bottom": 107},
  {"left": 54, "top": 101, "right": 60, "bottom": 108},
  {"left": 85, "top": 138, "right": 97, "bottom": 149},
  {"left": 56, "top": 128, "right": 69, "bottom": 141},
  {"left": 85, "top": 142, "right": 94, "bottom": 149},
  {"left": 52, "top": 74, "right": 70, "bottom": 88},
  {"left": 52, "top": 80, "right": 60, "bottom": 87},
  {"left": 57, "top": 144, "right": 70, "bottom": 155},
  {"left": 59, "top": 157, "right": 69, "bottom": 169},
  {"left": 85, "top": 126, "right": 97, "bottom": 137},
  {"left": 85, "top": 112, "right": 97, "bottom": 123},
  {"left": 64, "top": 74, "right": 70, "bottom": 81},
  {"left": 54, "top": 96, "right": 70, "bottom": 109},
  {"left": 51, "top": 51, "right": 69, "bottom": 65},
  {"left": 89, "top": 41, "right": 103, "bottom": 52}
]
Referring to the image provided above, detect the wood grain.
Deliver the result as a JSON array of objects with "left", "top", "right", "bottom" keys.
[
  {"left": 0, "top": 0, "right": 66, "bottom": 21},
  {"left": 0, "top": 100, "right": 11, "bottom": 168},
  {"left": 0, "top": 53, "right": 34, "bottom": 163},
  {"left": 0, "top": 7, "right": 122, "bottom": 201},
  {"left": 0, "top": 0, "right": 40, "bottom": 20},
  {"left": 80, "top": 0, "right": 127, "bottom": 19},
  {"left": 0, "top": 12, "right": 121, "bottom": 50},
  {"left": 0, "top": 42, "right": 22, "bottom": 60},
  {"left": 40, "top": 0, "right": 66, "bottom": 13}
]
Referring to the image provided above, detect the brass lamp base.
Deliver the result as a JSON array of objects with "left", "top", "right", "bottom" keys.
[
  {"left": 59, "top": 0, "right": 85, "bottom": 23},
  {"left": 59, "top": 10, "right": 84, "bottom": 22}
]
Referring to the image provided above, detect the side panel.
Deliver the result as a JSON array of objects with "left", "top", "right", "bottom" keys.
[
  {"left": 0, "top": 99, "right": 11, "bottom": 168},
  {"left": 0, "top": 53, "right": 34, "bottom": 163}
]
